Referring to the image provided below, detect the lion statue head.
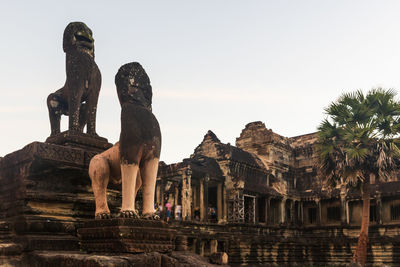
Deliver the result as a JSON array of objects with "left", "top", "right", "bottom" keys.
[
  {"left": 115, "top": 62, "right": 152, "bottom": 109},
  {"left": 63, "top": 22, "right": 95, "bottom": 57}
]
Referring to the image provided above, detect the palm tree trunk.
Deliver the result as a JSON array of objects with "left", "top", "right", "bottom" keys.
[{"left": 352, "top": 178, "right": 370, "bottom": 266}]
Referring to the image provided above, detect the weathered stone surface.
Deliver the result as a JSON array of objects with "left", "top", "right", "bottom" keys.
[
  {"left": 172, "top": 220, "right": 400, "bottom": 266},
  {"left": 45, "top": 131, "right": 112, "bottom": 150},
  {"left": 175, "top": 235, "right": 189, "bottom": 251},
  {"left": 26, "top": 251, "right": 162, "bottom": 267},
  {"left": 167, "top": 251, "right": 220, "bottom": 267},
  {"left": 9, "top": 251, "right": 218, "bottom": 267},
  {"left": 0, "top": 243, "right": 23, "bottom": 256},
  {"left": 0, "top": 141, "right": 119, "bottom": 251},
  {"left": 78, "top": 218, "right": 176, "bottom": 253},
  {"left": 209, "top": 252, "right": 228, "bottom": 265}
]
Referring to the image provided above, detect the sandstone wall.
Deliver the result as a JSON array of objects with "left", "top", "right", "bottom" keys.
[{"left": 177, "top": 221, "right": 400, "bottom": 266}]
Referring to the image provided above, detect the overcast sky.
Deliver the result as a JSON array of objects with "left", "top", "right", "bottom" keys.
[{"left": 1, "top": 1, "right": 400, "bottom": 163}]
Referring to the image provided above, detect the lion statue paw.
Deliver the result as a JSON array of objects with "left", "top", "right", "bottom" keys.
[
  {"left": 120, "top": 210, "right": 139, "bottom": 219},
  {"left": 95, "top": 212, "right": 111, "bottom": 220},
  {"left": 141, "top": 212, "right": 160, "bottom": 220}
]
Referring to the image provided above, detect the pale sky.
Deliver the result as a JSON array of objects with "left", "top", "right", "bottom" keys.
[{"left": 1, "top": 1, "right": 400, "bottom": 164}]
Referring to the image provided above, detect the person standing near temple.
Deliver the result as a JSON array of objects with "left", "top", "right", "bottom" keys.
[{"left": 165, "top": 201, "right": 172, "bottom": 222}]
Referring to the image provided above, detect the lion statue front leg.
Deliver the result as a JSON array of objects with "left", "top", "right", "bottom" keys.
[{"left": 89, "top": 143, "right": 142, "bottom": 219}]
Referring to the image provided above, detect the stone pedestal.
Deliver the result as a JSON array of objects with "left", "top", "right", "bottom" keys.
[
  {"left": 45, "top": 130, "right": 112, "bottom": 151},
  {"left": 0, "top": 136, "right": 114, "bottom": 252},
  {"left": 77, "top": 218, "right": 176, "bottom": 253}
]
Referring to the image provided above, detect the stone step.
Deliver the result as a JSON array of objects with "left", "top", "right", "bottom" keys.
[
  {"left": 0, "top": 221, "right": 12, "bottom": 241},
  {"left": 0, "top": 222, "right": 10, "bottom": 231},
  {"left": 15, "top": 234, "right": 80, "bottom": 251},
  {"left": 0, "top": 243, "right": 23, "bottom": 256},
  {"left": 0, "top": 234, "right": 12, "bottom": 240}
]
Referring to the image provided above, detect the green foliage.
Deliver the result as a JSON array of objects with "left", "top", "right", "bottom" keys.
[{"left": 318, "top": 88, "right": 400, "bottom": 189}]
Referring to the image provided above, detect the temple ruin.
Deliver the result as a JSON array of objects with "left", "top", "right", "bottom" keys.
[{"left": 156, "top": 121, "right": 400, "bottom": 265}]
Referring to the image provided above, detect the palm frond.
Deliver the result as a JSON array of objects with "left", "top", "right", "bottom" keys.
[{"left": 318, "top": 88, "right": 400, "bottom": 189}]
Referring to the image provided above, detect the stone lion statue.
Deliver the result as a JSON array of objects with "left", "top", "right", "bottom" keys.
[
  {"left": 89, "top": 62, "right": 161, "bottom": 220},
  {"left": 47, "top": 22, "right": 101, "bottom": 136},
  {"left": 89, "top": 142, "right": 142, "bottom": 219}
]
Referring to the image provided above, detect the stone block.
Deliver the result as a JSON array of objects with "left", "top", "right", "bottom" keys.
[
  {"left": 209, "top": 252, "right": 228, "bottom": 265},
  {"left": 77, "top": 218, "right": 176, "bottom": 253},
  {"left": 0, "top": 139, "right": 116, "bottom": 251},
  {"left": 45, "top": 131, "right": 112, "bottom": 151}
]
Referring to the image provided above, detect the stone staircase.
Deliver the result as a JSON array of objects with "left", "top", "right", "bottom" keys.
[{"left": 0, "top": 221, "right": 23, "bottom": 266}]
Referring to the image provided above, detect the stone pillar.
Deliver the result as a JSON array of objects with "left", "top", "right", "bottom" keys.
[
  {"left": 181, "top": 169, "right": 192, "bottom": 221},
  {"left": 376, "top": 192, "right": 382, "bottom": 224},
  {"left": 265, "top": 197, "right": 270, "bottom": 224},
  {"left": 193, "top": 185, "right": 198, "bottom": 209},
  {"left": 156, "top": 183, "right": 160, "bottom": 205},
  {"left": 223, "top": 183, "right": 228, "bottom": 222},
  {"left": 181, "top": 174, "right": 185, "bottom": 220},
  {"left": 199, "top": 240, "right": 205, "bottom": 256},
  {"left": 160, "top": 180, "right": 165, "bottom": 207},
  {"left": 200, "top": 178, "right": 205, "bottom": 222},
  {"left": 204, "top": 175, "right": 209, "bottom": 222},
  {"left": 300, "top": 201, "right": 304, "bottom": 224},
  {"left": 254, "top": 196, "right": 259, "bottom": 223},
  {"left": 217, "top": 182, "right": 223, "bottom": 222},
  {"left": 340, "top": 192, "right": 347, "bottom": 225},
  {"left": 340, "top": 190, "right": 347, "bottom": 225},
  {"left": 280, "top": 197, "right": 286, "bottom": 224},
  {"left": 316, "top": 198, "right": 322, "bottom": 225},
  {"left": 174, "top": 185, "right": 179, "bottom": 207},
  {"left": 210, "top": 239, "right": 218, "bottom": 254},
  {"left": 289, "top": 200, "right": 294, "bottom": 224}
]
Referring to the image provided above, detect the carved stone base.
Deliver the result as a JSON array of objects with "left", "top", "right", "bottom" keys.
[
  {"left": 0, "top": 141, "right": 121, "bottom": 252},
  {"left": 78, "top": 218, "right": 176, "bottom": 253},
  {"left": 45, "top": 131, "right": 112, "bottom": 150}
]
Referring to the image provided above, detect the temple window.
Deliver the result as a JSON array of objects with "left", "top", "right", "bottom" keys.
[
  {"left": 390, "top": 204, "right": 400, "bottom": 221},
  {"left": 370, "top": 205, "right": 377, "bottom": 222},
  {"left": 327, "top": 206, "right": 340, "bottom": 221},
  {"left": 244, "top": 195, "right": 256, "bottom": 223},
  {"left": 258, "top": 197, "right": 266, "bottom": 223},
  {"left": 308, "top": 207, "right": 317, "bottom": 224}
]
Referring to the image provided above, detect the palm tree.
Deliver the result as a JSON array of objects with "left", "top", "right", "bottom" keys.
[{"left": 317, "top": 88, "right": 400, "bottom": 266}]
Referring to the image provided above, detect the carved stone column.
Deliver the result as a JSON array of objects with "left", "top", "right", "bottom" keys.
[
  {"left": 200, "top": 178, "right": 205, "bottom": 222},
  {"left": 160, "top": 180, "right": 165, "bottom": 207},
  {"left": 223, "top": 183, "right": 228, "bottom": 222},
  {"left": 340, "top": 190, "right": 348, "bottom": 225},
  {"left": 199, "top": 240, "right": 205, "bottom": 256},
  {"left": 217, "top": 182, "right": 223, "bottom": 222},
  {"left": 289, "top": 200, "right": 294, "bottom": 224},
  {"left": 193, "top": 185, "right": 198, "bottom": 211},
  {"left": 280, "top": 197, "right": 286, "bottom": 224},
  {"left": 265, "top": 197, "right": 271, "bottom": 224},
  {"left": 181, "top": 168, "right": 192, "bottom": 221},
  {"left": 210, "top": 239, "right": 218, "bottom": 254},
  {"left": 204, "top": 175, "right": 209, "bottom": 222},
  {"left": 316, "top": 198, "right": 321, "bottom": 225},
  {"left": 300, "top": 201, "right": 304, "bottom": 224},
  {"left": 174, "top": 185, "right": 179, "bottom": 208},
  {"left": 376, "top": 192, "right": 382, "bottom": 224}
]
